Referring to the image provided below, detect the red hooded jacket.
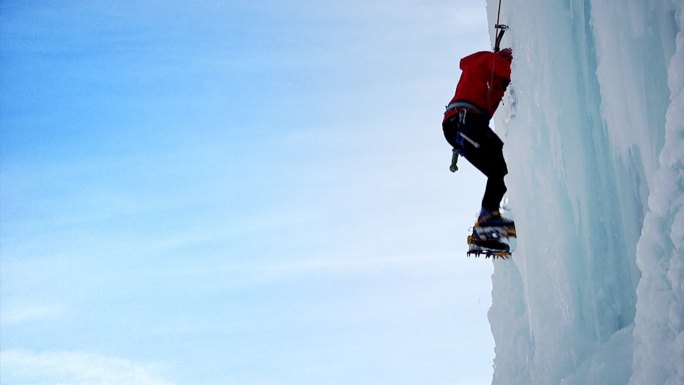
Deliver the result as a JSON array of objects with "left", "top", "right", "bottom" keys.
[{"left": 445, "top": 50, "right": 512, "bottom": 121}]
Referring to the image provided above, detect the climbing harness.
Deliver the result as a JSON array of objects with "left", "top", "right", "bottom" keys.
[{"left": 445, "top": 100, "right": 487, "bottom": 117}]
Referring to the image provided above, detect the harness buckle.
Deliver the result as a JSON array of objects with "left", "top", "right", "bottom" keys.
[{"left": 458, "top": 109, "right": 467, "bottom": 125}]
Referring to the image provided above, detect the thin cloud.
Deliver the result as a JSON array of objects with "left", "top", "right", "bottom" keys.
[
  {"left": 0, "top": 350, "right": 174, "bottom": 385},
  {"left": 0, "top": 305, "right": 65, "bottom": 326}
]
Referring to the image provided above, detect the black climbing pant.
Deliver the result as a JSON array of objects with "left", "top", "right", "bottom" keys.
[{"left": 443, "top": 111, "right": 508, "bottom": 212}]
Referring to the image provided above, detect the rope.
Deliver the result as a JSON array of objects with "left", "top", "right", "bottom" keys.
[{"left": 495, "top": 0, "right": 503, "bottom": 32}]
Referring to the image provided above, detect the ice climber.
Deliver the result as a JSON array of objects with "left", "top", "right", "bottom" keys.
[{"left": 442, "top": 48, "right": 514, "bottom": 229}]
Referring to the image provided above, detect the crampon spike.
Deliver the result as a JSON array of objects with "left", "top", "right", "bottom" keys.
[{"left": 466, "top": 250, "right": 511, "bottom": 259}]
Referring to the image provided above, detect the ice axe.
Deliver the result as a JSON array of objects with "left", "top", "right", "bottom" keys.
[{"left": 450, "top": 149, "right": 459, "bottom": 172}]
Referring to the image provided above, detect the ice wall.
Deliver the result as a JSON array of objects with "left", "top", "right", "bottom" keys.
[
  {"left": 484, "top": 0, "right": 684, "bottom": 384},
  {"left": 630, "top": 2, "right": 684, "bottom": 384}
]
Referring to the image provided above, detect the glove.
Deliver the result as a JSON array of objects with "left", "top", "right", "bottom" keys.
[{"left": 498, "top": 48, "right": 513, "bottom": 60}]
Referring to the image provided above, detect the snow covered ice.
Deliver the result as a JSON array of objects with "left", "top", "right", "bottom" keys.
[{"left": 484, "top": 0, "right": 684, "bottom": 384}]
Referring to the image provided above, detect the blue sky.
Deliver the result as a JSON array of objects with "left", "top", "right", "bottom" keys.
[{"left": 1, "top": 1, "right": 495, "bottom": 384}]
